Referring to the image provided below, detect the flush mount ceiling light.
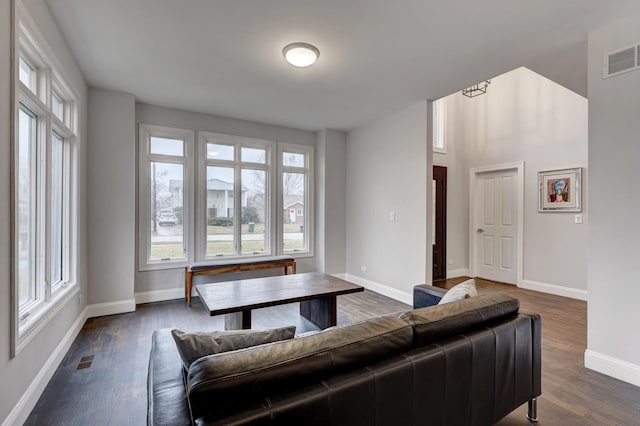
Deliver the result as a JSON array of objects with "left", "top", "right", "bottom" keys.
[{"left": 282, "top": 42, "right": 320, "bottom": 68}]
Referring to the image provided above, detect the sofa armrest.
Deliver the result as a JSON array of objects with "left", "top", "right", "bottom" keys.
[{"left": 413, "top": 284, "right": 448, "bottom": 308}]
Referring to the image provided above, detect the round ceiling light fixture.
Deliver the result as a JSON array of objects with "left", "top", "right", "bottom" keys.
[{"left": 282, "top": 42, "right": 320, "bottom": 68}]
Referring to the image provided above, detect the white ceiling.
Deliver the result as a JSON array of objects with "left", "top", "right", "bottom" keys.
[{"left": 46, "top": 0, "right": 640, "bottom": 131}]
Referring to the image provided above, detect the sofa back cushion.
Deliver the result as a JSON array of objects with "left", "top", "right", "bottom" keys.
[
  {"left": 398, "top": 292, "right": 519, "bottom": 347},
  {"left": 187, "top": 315, "right": 413, "bottom": 400},
  {"left": 171, "top": 326, "right": 296, "bottom": 369}
]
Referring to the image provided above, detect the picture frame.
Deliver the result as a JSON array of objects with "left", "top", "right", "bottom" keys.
[{"left": 538, "top": 167, "right": 582, "bottom": 212}]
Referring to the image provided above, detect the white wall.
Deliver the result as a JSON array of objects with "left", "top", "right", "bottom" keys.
[
  {"left": 436, "top": 67, "right": 588, "bottom": 296},
  {"left": 585, "top": 15, "right": 640, "bottom": 387},
  {"left": 0, "top": 0, "right": 89, "bottom": 423},
  {"left": 88, "top": 88, "right": 136, "bottom": 307},
  {"left": 316, "top": 129, "right": 347, "bottom": 274},
  {"left": 346, "top": 101, "right": 429, "bottom": 303}
]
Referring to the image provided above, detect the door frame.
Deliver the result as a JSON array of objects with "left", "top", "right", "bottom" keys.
[
  {"left": 432, "top": 165, "right": 447, "bottom": 282},
  {"left": 468, "top": 162, "right": 524, "bottom": 286}
]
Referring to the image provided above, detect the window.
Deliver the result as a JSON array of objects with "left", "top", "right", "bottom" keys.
[
  {"left": 198, "top": 132, "right": 274, "bottom": 258},
  {"left": 18, "top": 56, "right": 36, "bottom": 93},
  {"left": 51, "top": 92, "right": 64, "bottom": 122},
  {"left": 280, "top": 144, "right": 313, "bottom": 254},
  {"left": 139, "top": 128, "right": 313, "bottom": 267},
  {"left": 139, "top": 125, "right": 193, "bottom": 270},
  {"left": 12, "top": 19, "right": 78, "bottom": 355},
  {"left": 433, "top": 98, "right": 446, "bottom": 153}
]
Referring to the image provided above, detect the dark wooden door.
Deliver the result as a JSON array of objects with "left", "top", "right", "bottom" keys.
[{"left": 432, "top": 166, "right": 447, "bottom": 282}]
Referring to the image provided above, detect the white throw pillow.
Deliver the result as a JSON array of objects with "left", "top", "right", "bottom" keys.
[{"left": 438, "top": 279, "right": 477, "bottom": 305}]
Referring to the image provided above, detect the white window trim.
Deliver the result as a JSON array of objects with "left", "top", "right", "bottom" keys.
[
  {"left": 11, "top": 6, "right": 80, "bottom": 357},
  {"left": 278, "top": 142, "right": 314, "bottom": 258},
  {"left": 197, "top": 131, "right": 276, "bottom": 260},
  {"left": 433, "top": 97, "right": 447, "bottom": 154},
  {"left": 138, "top": 124, "right": 194, "bottom": 271}
]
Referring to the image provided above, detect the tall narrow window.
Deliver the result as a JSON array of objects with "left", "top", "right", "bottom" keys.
[
  {"left": 50, "top": 131, "right": 65, "bottom": 288},
  {"left": 199, "top": 133, "right": 274, "bottom": 259},
  {"left": 433, "top": 98, "right": 446, "bottom": 153},
  {"left": 13, "top": 19, "right": 79, "bottom": 356},
  {"left": 17, "top": 108, "right": 36, "bottom": 309},
  {"left": 139, "top": 126, "right": 193, "bottom": 270},
  {"left": 280, "top": 144, "right": 313, "bottom": 255},
  {"left": 206, "top": 165, "right": 236, "bottom": 256}
]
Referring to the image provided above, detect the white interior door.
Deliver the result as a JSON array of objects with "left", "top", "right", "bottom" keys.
[{"left": 474, "top": 169, "right": 517, "bottom": 284}]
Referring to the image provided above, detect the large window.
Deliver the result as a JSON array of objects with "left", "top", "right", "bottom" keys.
[
  {"left": 139, "top": 125, "right": 193, "bottom": 270},
  {"left": 13, "top": 18, "right": 78, "bottom": 355},
  {"left": 280, "top": 143, "right": 313, "bottom": 254},
  {"left": 139, "top": 127, "right": 313, "bottom": 268},
  {"left": 198, "top": 133, "right": 275, "bottom": 258}
]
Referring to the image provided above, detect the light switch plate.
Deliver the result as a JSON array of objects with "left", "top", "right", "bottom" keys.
[{"left": 575, "top": 214, "right": 583, "bottom": 224}]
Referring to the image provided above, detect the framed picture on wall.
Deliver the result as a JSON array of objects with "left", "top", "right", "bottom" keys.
[{"left": 538, "top": 167, "right": 582, "bottom": 212}]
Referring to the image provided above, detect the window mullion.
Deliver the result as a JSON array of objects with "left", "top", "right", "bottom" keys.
[
  {"left": 234, "top": 149, "right": 242, "bottom": 255},
  {"left": 43, "top": 113, "right": 52, "bottom": 301}
]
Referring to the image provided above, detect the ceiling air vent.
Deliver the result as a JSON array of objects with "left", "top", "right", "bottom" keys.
[{"left": 603, "top": 44, "right": 639, "bottom": 78}]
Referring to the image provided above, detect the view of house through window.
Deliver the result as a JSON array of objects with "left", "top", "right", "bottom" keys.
[
  {"left": 281, "top": 145, "right": 312, "bottom": 253},
  {"left": 206, "top": 165, "right": 236, "bottom": 256},
  {"left": 201, "top": 135, "right": 272, "bottom": 258},
  {"left": 139, "top": 127, "right": 312, "bottom": 268}
]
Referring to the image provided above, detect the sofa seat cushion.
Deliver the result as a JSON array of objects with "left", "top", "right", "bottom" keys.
[
  {"left": 438, "top": 279, "right": 477, "bottom": 305},
  {"left": 399, "top": 292, "right": 519, "bottom": 347},
  {"left": 186, "top": 315, "right": 413, "bottom": 400},
  {"left": 171, "top": 326, "right": 296, "bottom": 369},
  {"left": 148, "top": 329, "right": 192, "bottom": 426}
]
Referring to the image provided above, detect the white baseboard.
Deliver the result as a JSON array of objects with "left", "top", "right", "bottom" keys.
[
  {"left": 447, "top": 268, "right": 469, "bottom": 279},
  {"left": 342, "top": 273, "right": 412, "bottom": 306},
  {"left": 585, "top": 349, "right": 640, "bottom": 387},
  {"left": 520, "top": 279, "right": 588, "bottom": 301},
  {"left": 135, "top": 287, "right": 184, "bottom": 304},
  {"left": 2, "top": 307, "right": 89, "bottom": 426},
  {"left": 86, "top": 298, "right": 136, "bottom": 318}
]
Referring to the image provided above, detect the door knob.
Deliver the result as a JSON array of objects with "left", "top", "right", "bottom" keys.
[{"left": 476, "top": 228, "right": 485, "bottom": 233}]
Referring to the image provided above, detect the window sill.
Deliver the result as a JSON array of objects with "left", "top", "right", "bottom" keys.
[
  {"left": 139, "top": 259, "right": 189, "bottom": 272},
  {"left": 15, "top": 283, "right": 79, "bottom": 356},
  {"left": 284, "top": 251, "right": 314, "bottom": 259}
]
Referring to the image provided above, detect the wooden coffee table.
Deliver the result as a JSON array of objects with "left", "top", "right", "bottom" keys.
[{"left": 194, "top": 272, "right": 364, "bottom": 330}]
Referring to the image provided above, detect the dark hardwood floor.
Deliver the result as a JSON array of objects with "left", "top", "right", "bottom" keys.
[{"left": 26, "top": 278, "right": 640, "bottom": 425}]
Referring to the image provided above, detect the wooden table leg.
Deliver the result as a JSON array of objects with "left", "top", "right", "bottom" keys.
[
  {"left": 185, "top": 269, "right": 194, "bottom": 307},
  {"left": 300, "top": 296, "right": 336, "bottom": 329},
  {"left": 225, "top": 310, "right": 252, "bottom": 330}
]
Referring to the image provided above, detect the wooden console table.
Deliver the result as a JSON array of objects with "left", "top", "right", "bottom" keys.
[{"left": 184, "top": 255, "right": 296, "bottom": 306}]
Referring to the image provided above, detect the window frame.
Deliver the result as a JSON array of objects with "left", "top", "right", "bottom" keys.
[
  {"left": 278, "top": 143, "right": 314, "bottom": 257},
  {"left": 138, "top": 124, "right": 194, "bottom": 271},
  {"left": 433, "top": 97, "right": 446, "bottom": 154},
  {"left": 197, "top": 132, "right": 276, "bottom": 260},
  {"left": 11, "top": 8, "right": 80, "bottom": 357}
]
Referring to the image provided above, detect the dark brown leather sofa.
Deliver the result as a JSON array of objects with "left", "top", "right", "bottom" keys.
[{"left": 148, "top": 292, "right": 541, "bottom": 425}]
